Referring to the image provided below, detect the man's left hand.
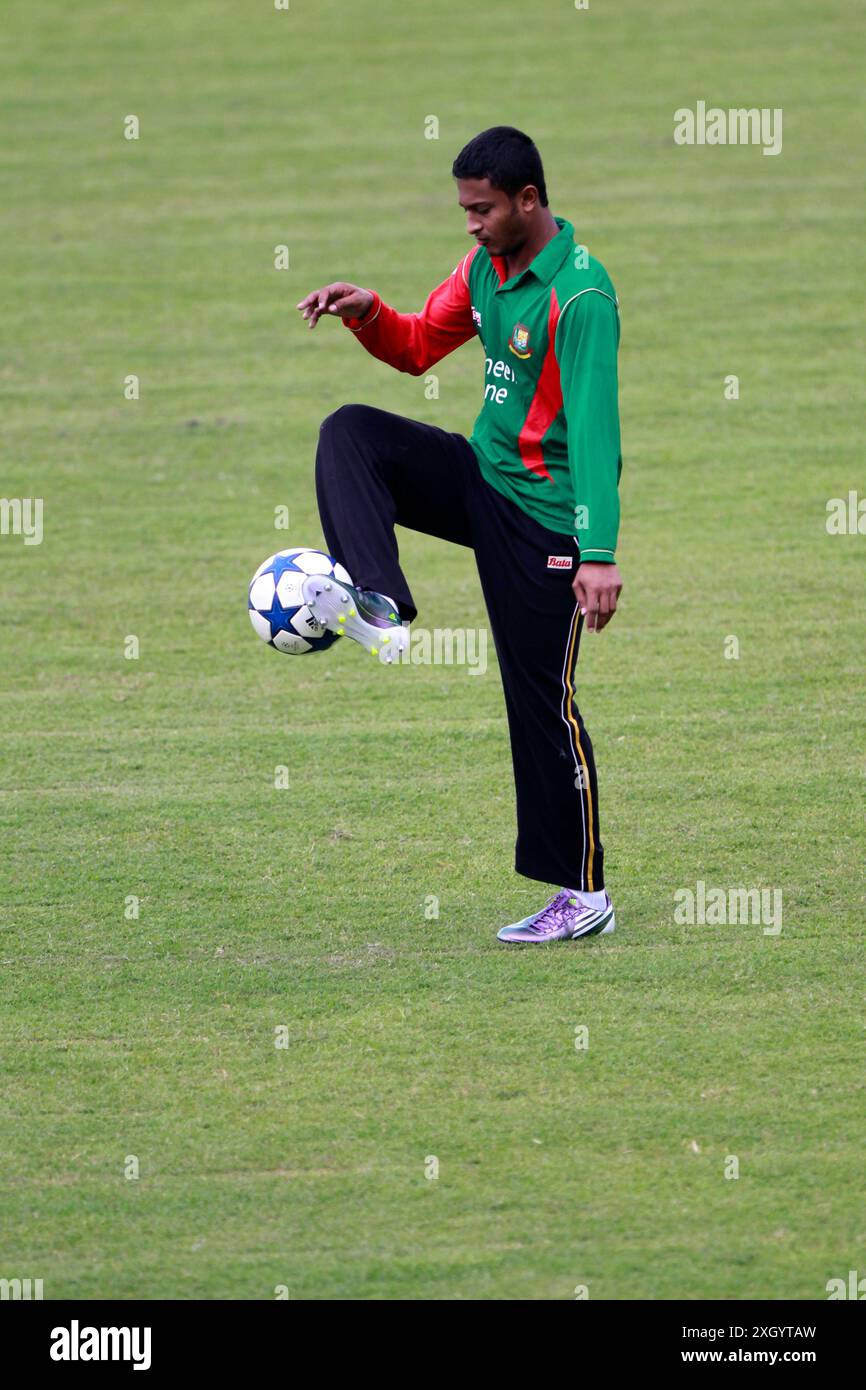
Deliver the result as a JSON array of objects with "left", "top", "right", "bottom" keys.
[{"left": 573, "top": 561, "right": 622, "bottom": 633}]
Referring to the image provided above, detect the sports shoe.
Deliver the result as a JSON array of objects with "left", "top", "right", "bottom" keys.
[
  {"left": 302, "top": 575, "right": 410, "bottom": 664},
  {"left": 496, "top": 889, "right": 615, "bottom": 943}
]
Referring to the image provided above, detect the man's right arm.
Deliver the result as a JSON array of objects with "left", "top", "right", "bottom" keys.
[{"left": 296, "top": 249, "right": 479, "bottom": 376}]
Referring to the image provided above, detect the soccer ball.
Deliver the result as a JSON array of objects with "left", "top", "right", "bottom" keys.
[{"left": 248, "top": 547, "right": 351, "bottom": 655}]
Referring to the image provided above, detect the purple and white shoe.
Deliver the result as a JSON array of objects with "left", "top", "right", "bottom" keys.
[
  {"left": 497, "top": 889, "right": 615, "bottom": 944},
  {"left": 302, "top": 575, "right": 410, "bottom": 665}
]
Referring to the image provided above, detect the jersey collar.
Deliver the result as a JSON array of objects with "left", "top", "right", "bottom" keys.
[{"left": 489, "top": 216, "right": 575, "bottom": 290}]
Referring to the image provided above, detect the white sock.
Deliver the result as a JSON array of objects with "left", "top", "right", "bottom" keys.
[{"left": 564, "top": 888, "right": 607, "bottom": 910}]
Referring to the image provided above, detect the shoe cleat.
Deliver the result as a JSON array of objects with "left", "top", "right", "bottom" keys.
[{"left": 302, "top": 575, "right": 410, "bottom": 665}]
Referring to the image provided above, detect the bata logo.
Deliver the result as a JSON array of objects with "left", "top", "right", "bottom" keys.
[{"left": 547, "top": 555, "right": 573, "bottom": 569}]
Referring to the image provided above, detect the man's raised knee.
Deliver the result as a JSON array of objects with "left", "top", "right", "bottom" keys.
[{"left": 319, "top": 403, "right": 370, "bottom": 438}]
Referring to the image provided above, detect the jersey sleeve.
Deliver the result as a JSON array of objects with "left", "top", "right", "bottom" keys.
[
  {"left": 554, "top": 289, "right": 622, "bottom": 564},
  {"left": 342, "top": 249, "right": 478, "bottom": 376}
]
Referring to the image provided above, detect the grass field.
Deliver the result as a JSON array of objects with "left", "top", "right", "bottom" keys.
[{"left": 1, "top": 0, "right": 864, "bottom": 1300}]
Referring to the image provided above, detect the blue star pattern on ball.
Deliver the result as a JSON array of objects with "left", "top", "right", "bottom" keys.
[{"left": 247, "top": 548, "right": 350, "bottom": 655}]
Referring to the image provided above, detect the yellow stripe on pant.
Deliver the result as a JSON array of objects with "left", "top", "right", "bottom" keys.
[{"left": 564, "top": 606, "right": 595, "bottom": 892}]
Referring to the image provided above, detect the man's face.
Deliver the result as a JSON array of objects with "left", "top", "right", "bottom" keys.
[{"left": 456, "top": 177, "right": 535, "bottom": 258}]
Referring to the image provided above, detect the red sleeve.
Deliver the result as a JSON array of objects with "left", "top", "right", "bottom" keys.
[{"left": 342, "top": 247, "right": 480, "bottom": 376}]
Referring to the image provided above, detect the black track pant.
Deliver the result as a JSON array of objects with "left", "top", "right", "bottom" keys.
[{"left": 314, "top": 404, "right": 605, "bottom": 892}]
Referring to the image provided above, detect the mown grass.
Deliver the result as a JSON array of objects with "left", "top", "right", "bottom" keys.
[{"left": 0, "top": 0, "right": 863, "bottom": 1298}]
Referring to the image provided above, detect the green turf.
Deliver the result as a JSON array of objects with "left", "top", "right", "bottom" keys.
[{"left": 1, "top": 0, "right": 864, "bottom": 1300}]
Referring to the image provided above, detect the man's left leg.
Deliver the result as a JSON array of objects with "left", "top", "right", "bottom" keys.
[
  {"left": 304, "top": 404, "right": 477, "bottom": 663},
  {"left": 467, "top": 475, "right": 613, "bottom": 942}
]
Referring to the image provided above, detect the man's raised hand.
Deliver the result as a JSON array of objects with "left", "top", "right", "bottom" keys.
[
  {"left": 296, "top": 283, "right": 374, "bottom": 330},
  {"left": 573, "top": 561, "right": 623, "bottom": 633}
]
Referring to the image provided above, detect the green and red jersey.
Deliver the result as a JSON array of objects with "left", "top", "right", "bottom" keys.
[{"left": 344, "top": 216, "right": 622, "bottom": 562}]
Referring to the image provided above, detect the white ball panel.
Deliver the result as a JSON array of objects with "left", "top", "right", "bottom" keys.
[
  {"left": 291, "top": 549, "right": 333, "bottom": 575},
  {"left": 275, "top": 570, "right": 305, "bottom": 608},
  {"left": 290, "top": 605, "right": 326, "bottom": 639},
  {"left": 248, "top": 609, "right": 273, "bottom": 643},
  {"left": 249, "top": 573, "right": 276, "bottom": 609},
  {"left": 272, "top": 629, "right": 312, "bottom": 654},
  {"left": 333, "top": 561, "right": 352, "bottom": 585}
]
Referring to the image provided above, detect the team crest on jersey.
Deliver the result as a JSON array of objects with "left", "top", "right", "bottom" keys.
[{"left": 508, "top": 322, "right": 532, "bottom": 358}]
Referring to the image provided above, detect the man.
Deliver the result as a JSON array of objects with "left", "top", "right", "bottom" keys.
[{"left": 296, "top": 126, "right": 623, "bottom": 944}]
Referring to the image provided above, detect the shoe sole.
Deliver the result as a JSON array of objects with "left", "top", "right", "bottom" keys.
[
  {"left": 302, "top": 576, "right": 410, "bottom": 665},
  {"left": 497, "top": 909, "right": 616, "bottom": 945}
]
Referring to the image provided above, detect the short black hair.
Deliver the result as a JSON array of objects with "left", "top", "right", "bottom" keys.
[{"left": 452, "top": 126, "right": 548, "bottom": 206}]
